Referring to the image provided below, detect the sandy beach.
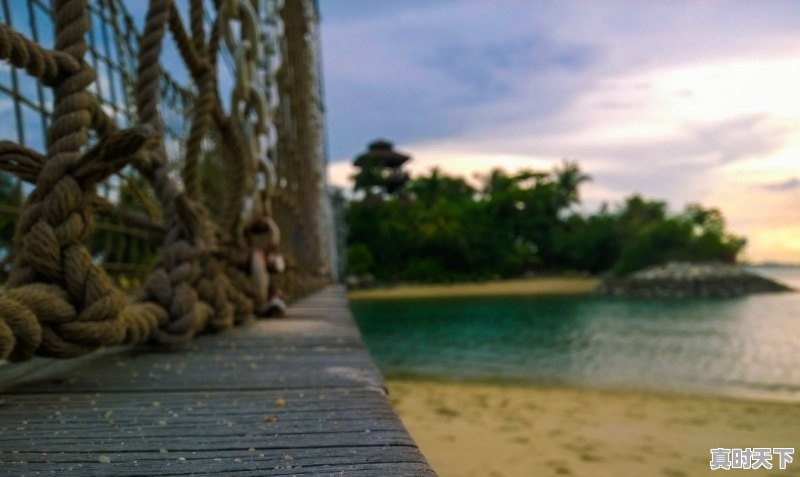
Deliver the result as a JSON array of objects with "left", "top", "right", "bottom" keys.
[
  {"left": 348, "top": 277, "right": 600, "bottom": 300},
  {"left": 388, "top": 379, "right": 800, "bottom": 477}
]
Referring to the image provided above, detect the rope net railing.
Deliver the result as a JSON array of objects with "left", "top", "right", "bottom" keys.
[{"left": 0, "top": 0, "right": 335, "bottom": 362}]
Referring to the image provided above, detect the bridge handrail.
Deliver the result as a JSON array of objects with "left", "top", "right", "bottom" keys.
[{"left": 0, "top": 0, "right": 333, "bottom": 363}]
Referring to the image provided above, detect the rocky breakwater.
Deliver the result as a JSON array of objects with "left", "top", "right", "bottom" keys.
[{"left": 600, "top": 262, "right": 793, "bottom": 298}]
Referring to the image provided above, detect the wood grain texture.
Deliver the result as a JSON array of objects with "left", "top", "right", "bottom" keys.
[{"left": 0, "top": 286, "right": 437, "bottom": 476}]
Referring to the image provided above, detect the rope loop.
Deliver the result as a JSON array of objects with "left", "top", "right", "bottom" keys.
[{"left": 0, "top": 0, "right": 301, "bottom": 361}]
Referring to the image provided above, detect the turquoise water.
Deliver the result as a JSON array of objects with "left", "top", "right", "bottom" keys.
[{"left": 351, "top": 267, "right": 800, "bottom": 401}]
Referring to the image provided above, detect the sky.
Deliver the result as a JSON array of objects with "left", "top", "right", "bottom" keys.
[{"left": 319, "top": 0, "right": 800, "bottom": 263}]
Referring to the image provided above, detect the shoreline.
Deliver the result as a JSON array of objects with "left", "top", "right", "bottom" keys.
[
  {"left": 384, "top": 373, "right": 800, "bottom": 406},
  {"left": 348, "top": 276, "right": 600, "bottom": 300},
  {"left": 388, "top": 378, "right": 800, "bottom": 477}
]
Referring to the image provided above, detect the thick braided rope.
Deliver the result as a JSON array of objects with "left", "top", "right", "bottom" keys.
[
  {"left": 135, "top": 0, "right": 242, "bottom": 344},
  {"left": 179, "top": 2, "right": 248, "bottom": 329},
  {"left": 167, "top": 1, "right": 210, "bottom": 79},
  {"left": 19, "top": 129, "right": 167, "bottom": 356},
  {"left": 0, "top": 0, "right": 287, "bottom": 360},
  {"left": 0, "top": 142, "right": 44, "bottom": 184},
  {"left": 0, "top": 14, "right": 168, "bottom": 359},
  {"left": 174, "top": 0, "right": 245, "bottom": 331},
  {"left": 0, "top": 0, "right": 122, "bottom": 358},
  {"left": 193, "top": 1, "right": 269, "bottom": 325},
  {"left": 0, "top": 21, "right": 125, "bottom": 145},
  {"left": 190, "top": 0, "right": 206, "bottom": 57},
  {"left": 10, "top": 0, "right": 180, "bottom": 355},
  {"left": 208, "top": 2, "right": 223, "bottom": 63},
  {"left": 0, "top": 131, "right": 166, "bottom": 359},
  {"left": 215, "top": 104, "right": 250, "bottom": 238},
  {"left": 224, "top": 262, "right": 257, "bottom": 323},
  {"left": 0, "top": 23, "right": 80, "bottom": 85},
  {"left": 213, "top": 111, "right": 268, "bottom": 325},
  {"left": 169, "top": 0, "right": 214, "bottom": 201},
  {"left": 136, "top": 0, "right": 204, "bottom": 345},
  {"left": 135, "top": 0, "right": 169, "bottom": 138}
]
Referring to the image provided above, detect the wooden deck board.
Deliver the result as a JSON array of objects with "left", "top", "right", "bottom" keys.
[{"left": 0, "top": 286, "right": 436, "bottom": 476}]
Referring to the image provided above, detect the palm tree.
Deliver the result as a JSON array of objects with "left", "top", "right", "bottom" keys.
[
  {"left": 482, "top": 168, "right": 516, "bottom": 198},
  {"left": 552, "top": 159, "right": 591, "bottom": 210},
  {"left": 407, "top": 167, "right": 443, "bottom": 207},
  {"left": 407, "top": 167, "right": 474, "bottom": 207}
]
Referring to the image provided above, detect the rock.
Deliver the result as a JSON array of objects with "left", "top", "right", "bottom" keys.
[
  {"left": 345, "top": 275, "right": 360, "bottom": 289},
  {"left": 344, "top": 274, "right": 376, "bottom": 289},
  {"left": 598, "top": 262, "right": 793, "bottom": 298}
]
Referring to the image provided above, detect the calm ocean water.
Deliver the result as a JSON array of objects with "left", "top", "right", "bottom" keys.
[{"left": 351, "top": 266, "right": 800, "bottom": 401}]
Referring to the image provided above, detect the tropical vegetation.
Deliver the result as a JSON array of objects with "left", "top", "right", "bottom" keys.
[{"left": 346, "top": 160, "right": 745, "bottom": 282}]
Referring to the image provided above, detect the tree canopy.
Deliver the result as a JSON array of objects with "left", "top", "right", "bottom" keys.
[{"left": 345, "top": 161, "right": 745, "bottom": 282}]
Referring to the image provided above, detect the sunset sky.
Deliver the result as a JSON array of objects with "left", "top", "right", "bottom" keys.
[{"left": 319, "top": 1, "right": 800, "bottom": 263}]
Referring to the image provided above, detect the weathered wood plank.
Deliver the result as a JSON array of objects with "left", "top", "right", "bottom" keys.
[
  {"left": 2, "top": 351, "right": 385, "bottom": 393},
  {"left": 0, "top": 286, "right": 437, "bottom": 476},
  {"left": 1, "top": 461, "right": 435, "bottom": 477}
]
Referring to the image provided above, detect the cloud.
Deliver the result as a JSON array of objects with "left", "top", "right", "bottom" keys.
[
  {"left": 321, "top": 1, "right": 800, "bottom": 157},
  {"left": 759, "top": 178, "right": 800, "bottom": 192},
  {"left": 320, "top": 2, "right": 613, "bottom": 158},
  {"left": 424, "top": 35, "right": 598, "bottom": 104},
  {"left": 320, "top": 1, "right": 800, "bottom": 261}
]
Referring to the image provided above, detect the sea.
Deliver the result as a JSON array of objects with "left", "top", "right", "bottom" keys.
[{"left": 351, "top": 266, "right": 800, "bottom": 401}]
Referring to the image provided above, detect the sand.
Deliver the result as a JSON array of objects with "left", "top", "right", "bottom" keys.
[
  {"left": 388, "top": 379, "right": 800, "bottom": 477},
  {"left": 348, "top": 277, "right": 600, "bottom": 300}
]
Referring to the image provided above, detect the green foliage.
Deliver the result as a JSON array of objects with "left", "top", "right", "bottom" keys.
[
  {"left": 406, "top": 167, "right": 474, "bottom": 206},
  {"left": 552, "top": 210, "right": 621, "bottom": 274},
  {"left": 613, "top": 218, "right": 695, "bottom": 275},
  {"left": 612, "top": 203, "right": 745, "bottom": 275},
  {"left": 199, "top": 147, "right": 228, "bottom": 223},
  {"left": 0, "top": 172, "right": 22, "bottom": 278},
  {"left": 347, "top": 243, "right": 375, "bottom": 275},
  {"left": 402, "top": 257, "right": 448, "bottom": 282},
  {"left": 345, "top": 162, "right": 746, "bottom": 281},
  {"left": 0, "top": 172, "right": 21, "bottom": 247}
]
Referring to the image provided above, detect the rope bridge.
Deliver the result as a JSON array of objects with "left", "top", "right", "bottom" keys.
[{"left": 0, "top": 0, "right": 336, "bottom": 362}]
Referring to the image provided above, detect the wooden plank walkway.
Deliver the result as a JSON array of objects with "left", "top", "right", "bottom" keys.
[{"left": 0, "top": 285, "right": 437, "bottom": 476}]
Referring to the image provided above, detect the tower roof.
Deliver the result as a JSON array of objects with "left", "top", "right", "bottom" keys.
[{"left": 354, "top": 139, "right": 410, "bottom": 167}]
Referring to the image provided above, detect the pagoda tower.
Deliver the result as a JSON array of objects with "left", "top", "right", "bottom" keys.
[{"left": 352, "top": 139, "right": 411, "bottom": 195}]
